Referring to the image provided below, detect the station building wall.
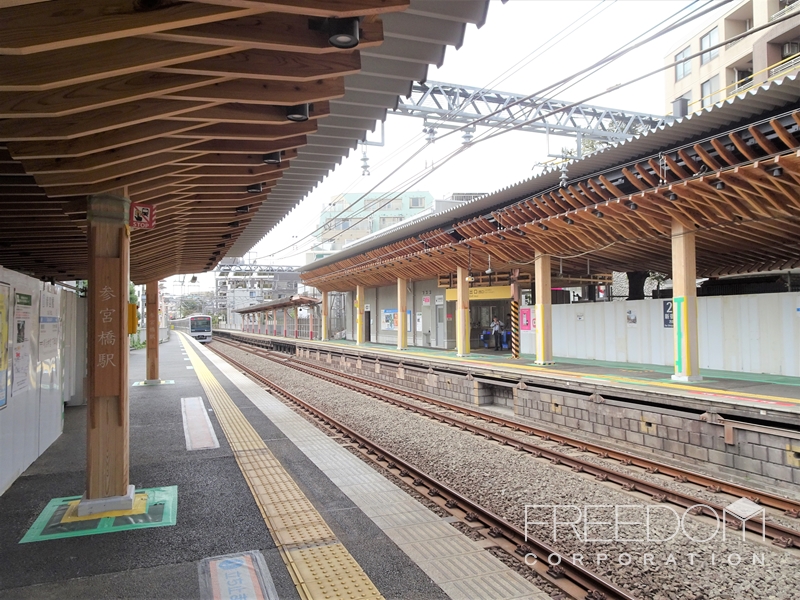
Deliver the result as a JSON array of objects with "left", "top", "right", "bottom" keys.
[
  {"left": 524, "top": 292, "right": 800, "bottom": 376},
  {"left": 0, "top": 267, "right": 84, "bottom": 496},
  {"left": 346, "top": 280, "right": 455, "bottom": 349}
]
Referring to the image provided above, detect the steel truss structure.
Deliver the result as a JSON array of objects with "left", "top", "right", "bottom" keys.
[{"left": 396, "top": 81, "right": 670, "bottom": 155}]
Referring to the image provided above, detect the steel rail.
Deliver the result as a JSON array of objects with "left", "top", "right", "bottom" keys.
[
  {"left": 215, "top": 336, "right": 800, "bottom": 549},
  {"left": 207, "top": 341, "right": 639, "bottom": 600}
]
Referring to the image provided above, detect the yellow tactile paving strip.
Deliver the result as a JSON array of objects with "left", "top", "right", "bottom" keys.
[{"left": 179, "top": 334, "right": 383, "bottom": 600}]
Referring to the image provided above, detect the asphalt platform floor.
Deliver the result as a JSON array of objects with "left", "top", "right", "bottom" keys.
[{"left": 0, "top": 335, "right": 448, "bottom": 599}]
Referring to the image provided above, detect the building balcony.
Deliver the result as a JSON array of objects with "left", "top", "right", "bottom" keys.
[
  {"left": 772, "top": 1, "right": 800, "bottom": 21},
  {"left": 769, "top": 53, "right": 800, "bottom": 76}
]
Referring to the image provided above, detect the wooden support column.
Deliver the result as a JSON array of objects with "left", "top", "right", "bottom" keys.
[
  {"left": 145, "top": 280, "right": 159, "bottom": 383},
  {"left": 282, "top": 308, "right": 286, "bottom": 337},
  {"left": 534, "top": 252, "right": 553, "bottom": 365},
  {"left": 671, "top": 219, "right": 702, "bottom": 381},
  {"left": 456, "top": 266, "right": 470, "bottom": 357},
  {"left": 397, "top": 278, "right": 408, "bottom": 350},
  {"left": 356, "top": 285, "right": 365, "bottom": 345},
  {"left": 82, "top": 192, "right": 134, "bottom": 514},
  {"left": 321, "top": 291, "right": 329, "bottom": 341}
]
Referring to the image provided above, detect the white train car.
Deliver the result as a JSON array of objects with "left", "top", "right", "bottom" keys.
[{"left": 172, "top": 314, "right": 213, "bottom": 343}]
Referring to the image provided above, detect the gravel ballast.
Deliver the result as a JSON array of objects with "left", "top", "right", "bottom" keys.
[{"left": 218, "top": 344, "right": 800, "bottom": 600}]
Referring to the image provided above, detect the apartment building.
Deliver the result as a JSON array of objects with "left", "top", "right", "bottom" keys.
[
  {"left": 664, "top": 0, "right": 800, "bottom": 114},
  {"left": 317, "top": 191, "right": 434, "bottom": 250}
]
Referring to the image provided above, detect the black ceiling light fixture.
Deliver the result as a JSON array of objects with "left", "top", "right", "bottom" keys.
[
  {"left": 286, "top": 103, "right": 309, "bottom": 122},
  {"left": 563, "top": 217, "right": 575, "bottom": 225},
  {"left": 713, "top": 180, "right": 726, "bottom": 190},
  {"left": 625, "top": 201, "right": 638, "bottom": 210},
  {"left": 770, "top": 166, "right": 783, "bottom": 177},
  {"left": 327, "top": 17, "right": 360, "bottom": 49},
  {"left": 216, "top": 243, "right": 226, "bottom": 248},
  {"left": 236, "top": 205, "right": 250, "bottom": 214},
  {"left": 667, "top": 192, "right": 678, "bottom": 201},
  {"left": 228, "top": 221, "right": 240, "bottom": 228},
  {"left": 592, "top": 209, "right": 604, "bottom": 219},
  {"left": 222, "top": 233, "right": 232, "bottom": 239},
  {"left": 190, "top": 275, "right": 198, "bottom": 283},
  {"left": 538, "top": 223, "right": 548, "bottom": 231},
  {"left": 262, "top": 151, "right": 282, "bottom": 164},
  {"left": 246, "top": 183, "right": 262, "bottom": 193}
]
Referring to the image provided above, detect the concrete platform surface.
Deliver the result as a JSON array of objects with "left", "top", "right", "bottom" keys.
[{"left": 0, "top": 334, "right": 547, "bottom": 600}]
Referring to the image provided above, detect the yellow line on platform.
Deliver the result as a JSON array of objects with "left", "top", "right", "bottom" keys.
[{"left": 179, "top": 334, "right": 383, "bottom": 600}]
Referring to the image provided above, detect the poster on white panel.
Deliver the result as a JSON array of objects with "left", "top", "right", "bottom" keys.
[
  {"left": 0, "top": 284, "right": 9, "bottom": 409},
  {"left": 12, "top": 292, "right": 32, "bottom": 396},
  {"left": 39, "top": 287, "right": 59, "bottom": 361}
]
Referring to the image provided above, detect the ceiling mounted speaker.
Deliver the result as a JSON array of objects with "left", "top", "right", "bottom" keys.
[
  {"left": 328, "top": 17, "right": 360, "bottom": 49},
  {"left": 262, "top": 151, "right": 281, "bottom": 164},
  {"left": 286, "top": 103, "right": 309, "bottom": 122}
]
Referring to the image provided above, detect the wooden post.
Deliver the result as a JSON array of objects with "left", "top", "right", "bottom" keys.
[
  {"left": 321, "top": 291, "right": 329, "bottom": 341},
  {"left": 356, "top": 284, "right": 365, "bottom": 345},
  {"left": 145, "top": 280, "right": 159, "bottom": 383},
  {"left": 456, "top": 266, "right": 470, "bottom": 357},
  {"left": 282, "top": 308, "right": 286, "bottom": 337},
  {"left": 671, "top": 219, "right": 702, "bottom": 381},
  {"left": 534, "top": 252, "right": 553, "bottom": 365},
  {"left": 397, "top": 278, "right": 408, "bottom": 350},
  {"left": 81, "top": 192, "right": 134, "bottom": 514}
]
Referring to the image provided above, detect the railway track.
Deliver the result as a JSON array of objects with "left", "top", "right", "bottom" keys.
[
  {"left": 206, "top": 340, "right": 639, "bottom": 600},
  {"left": 213, "top": 336, "right": 800, "bottom": 550}
]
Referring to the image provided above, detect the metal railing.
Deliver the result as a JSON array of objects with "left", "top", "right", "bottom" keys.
[
  {"left": 771, "top": 1, "right": 800, "bottom": 21},
  {"left": 769, "top": 53, "right": 800, "bottom": 77}
]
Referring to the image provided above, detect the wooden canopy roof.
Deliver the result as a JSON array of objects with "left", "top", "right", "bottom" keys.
[
  {"left": 302, "top": 105, "right": 800, "bottom": 292},
  {"left": 234, "top": 293, "right": 320, "bottom": 313},
  {"left": 0, "top": 0, "right": 489, "bottom": 283}
]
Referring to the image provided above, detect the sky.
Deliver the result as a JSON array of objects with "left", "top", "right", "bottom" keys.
[{"left": 167, "top": 0, "right": 728, "bottom": 296}]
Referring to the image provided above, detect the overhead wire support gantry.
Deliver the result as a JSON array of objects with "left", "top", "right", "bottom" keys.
[{"left": 395, "top": 80, "right": 672, "bottom": 157}]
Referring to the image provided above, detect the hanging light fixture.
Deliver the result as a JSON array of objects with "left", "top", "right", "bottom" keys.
[
  {"left": 327, "top": 17, "right": 360, "bottom": 48},
  {"left": 246, "top": 183, "right": 262, "bottom": 193}
]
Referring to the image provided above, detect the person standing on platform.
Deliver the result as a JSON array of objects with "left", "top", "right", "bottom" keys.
[{"left": 491, "top": 316, "right": 505, "bottom": 351}]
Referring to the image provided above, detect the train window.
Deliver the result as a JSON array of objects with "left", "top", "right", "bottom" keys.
[{"left": 191, "top": 317, "right": 211, "bottom": 332}]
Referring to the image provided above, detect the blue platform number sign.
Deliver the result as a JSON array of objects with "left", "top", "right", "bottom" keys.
[{"left": 663, "top": 299, "right": 674, "bottom": 329}]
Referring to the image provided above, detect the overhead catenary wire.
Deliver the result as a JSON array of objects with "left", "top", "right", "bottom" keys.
[
  {"left": 254, "top": 0, "right": 624, "bottom": 262},
  {"left": 296, "top": 0, "right": 723, "bottom": 254},
  {"left": 304, "top": 102, "right": 800, "bottom": 280}
]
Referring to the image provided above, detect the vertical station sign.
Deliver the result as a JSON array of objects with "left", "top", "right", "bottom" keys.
[
  {"left": 93, "top": 259, "right": 123, "bottom": 396},
  {"left": 129, "top": 203, "right": 156, "bottom": 229}
]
